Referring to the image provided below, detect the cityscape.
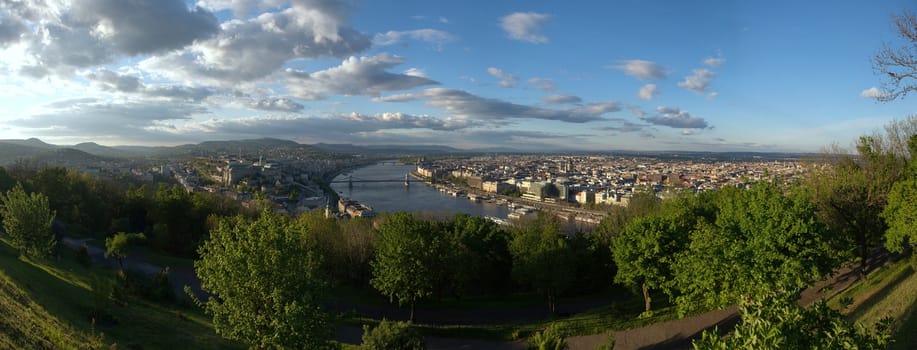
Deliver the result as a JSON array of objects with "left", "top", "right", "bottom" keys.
[{"left": 1, "top": 1, "right": 916, "bottom": 350}]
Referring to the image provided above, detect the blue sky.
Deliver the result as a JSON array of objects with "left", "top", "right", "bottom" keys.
[{"left": 0, "top": 0, "right": 914, "bottom": 152}]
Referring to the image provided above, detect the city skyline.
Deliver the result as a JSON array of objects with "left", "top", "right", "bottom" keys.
[{"left": 1, "top": 0, "right": 915, "bottom": 152}]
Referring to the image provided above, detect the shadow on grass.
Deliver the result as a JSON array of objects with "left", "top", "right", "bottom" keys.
[
  {"left": 848, "top": 265, "right": 915, "bottom": 322},
  {"left": 891, "top": 263, "right": 917, "bottom": 350}
]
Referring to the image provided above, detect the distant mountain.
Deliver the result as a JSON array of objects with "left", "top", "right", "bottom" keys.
[
  {"left": 161, "top": 138, "right": 323, "bottom": 158},
  {"left": 71, "top": 142, "right": 139, "bottom": 158},
  {"left": 312, "top": 143, "right": 463, "bottom": 154},
  {"left": 0, "top": 138, "right": 57, "bottom": 150},
  {"left": 30, "top": 148, "right": 112, "bottom": 164}
]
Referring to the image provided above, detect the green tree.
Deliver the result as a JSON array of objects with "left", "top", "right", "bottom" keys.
[
  {"left": 0, "top": 183, "right": 56, "bottom": 258},
  {"left": 674, "top": 183, "right": 839, "bottom": 315},
  {"left": 194, "top": 211, "right": 336, "bottom": 349},
  {"left": 370, "top": 212, "right": 442, "bottom": 321},
  {"left": 360, "top": 320, "right": 424, "bottom": 350},
  {"left": 510, "top": 214, "right": 576, "bottom": 314},
  {"left": 440, "top": 214, "right": 512, "bottom": 296},
  {"left": 693, "top": 294, "right": 893, "bottom": 349},
  {"left": 807, "top": 138, "right": 903, "bottom": 275},
  {"left": 611, "top": 196, "right": 696, "bottom": 313},
  {"left": 882, "top": 134, "right": 917, "bottom": 253},
  {"left": 104, "top": 232, "right": 145, "bottom": 268}
]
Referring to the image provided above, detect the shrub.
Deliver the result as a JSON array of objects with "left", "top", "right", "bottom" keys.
[
  {"left": 361, "top": 320, "right": 424, "bottom": 350},
  {"left": 528, "top": 323, "right": 567, "bottom": 350}
]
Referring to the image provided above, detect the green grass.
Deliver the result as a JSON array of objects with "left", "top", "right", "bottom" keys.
[
  {"left": 342, "top": 292, "right": 679, "bottom": 343},
  {"left": 828, "top": 256, "right": 917, "bottom": 350},
  {"left": 0, "top": 269, "right": 98, "bottom": 349},
  {"left": 0, "top": 239, "right": 242, "bottom": 349}
]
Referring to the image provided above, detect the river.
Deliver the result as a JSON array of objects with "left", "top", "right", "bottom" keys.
[{"left": 331, "top": 162, "right": 512, "bottom": 219}]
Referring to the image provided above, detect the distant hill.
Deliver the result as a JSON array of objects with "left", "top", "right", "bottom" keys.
[
  {"left": 162, "top": 138, "right": 323, "bottom": 158},
  {"left": 72, "top": 142, "right": 139, "bottom": 158},
  {"left": 30, "top": 148, "right": 113, "bottom": 165},
  {"left": 312, "top": 143, "right": 465, "bottom": 154},
  {"left": 0, "top": 138, "right": 58, "bottom": 150}
]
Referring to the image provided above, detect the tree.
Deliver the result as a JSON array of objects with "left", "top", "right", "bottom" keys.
[
  {"left": 509, "top": 213, "right": 576, "bottom": 314},
  {"left": 0, "top": 183, "right": 56, "bottom": 258},
  {"left": 674, "top": 183, "right": 839, "bottom": 315},
  {"left": 194, "top": 211, "right": 336, "bottom": 349},
  {"left": 439, "top": 214, "right": 512, "bottom": 296},
  {"left": 882, "top": 134, "right": 917, "bottom": 253},
  {"left": 873, "top": 9, "right": 917, "bottom": 102},
  {"left": 104, "top": 232, "right": 145, "bottom": 269},
  {"left": 693, "top": 294, "right": 893, "bottom": 350},
  {"left": 611, "top": 196, "right": 696, "bottom": 314},
  {"left": 370, "top": 212, "right": 442, "bottom": 321},
  {"left": 806, "top": 135, "right": 905, "bottom": 276},
  {"left": 360, "top": 320, "right": 424, "bottom": 350}
]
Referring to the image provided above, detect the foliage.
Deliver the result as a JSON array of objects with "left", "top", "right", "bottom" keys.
[
  {"left": 527, "top": 323, "right": 568, "bottom": 350},
  {"left": 104, "top": 232, "right": 145, "bottom": 268},
  {"left": 370, "top": 212, "right": 443, "bottom": 321},
  {"left": 809, "top": 134, "right": 906, "bottom": 275},
  {"left": 510, "top": 214, "right": 576, "bottom": 314},
  {"left": 0, "top": 183, "right": 56, "bottom": 258},
  {"left": 438, "top": 214, "right": 512, "bottom": 296},
  {"left": 693, "top": 294, "right": 893, "bottom": 350},
  {"left": 611, "top": 194, "right": 700, "bottom": 312},
  {"left": 360, "top": 319, "right": 425, "bottom": 350},
  {"left": 674, "top": 182, "right": 839, "bottom": 315},
  {"left": 883, "top": 172, "right": 917, "bottom": 253},
  {"left": 882, "top": 134, "right": 917, "bottom": 253},
  {"left": 195, "top": 210, "right": 336, "bottom": 349}
]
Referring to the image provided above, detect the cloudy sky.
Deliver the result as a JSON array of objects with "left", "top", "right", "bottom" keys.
[{"left": 0, "top": 0, "right": 915, "bottom": 152}]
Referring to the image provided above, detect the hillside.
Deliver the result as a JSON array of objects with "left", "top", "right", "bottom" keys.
[
  {"left": 0, "top": 270, "right": 95, "bottom": 349},
  {"left": 0, "top": 239, "right": 241, "bottom": 350}
]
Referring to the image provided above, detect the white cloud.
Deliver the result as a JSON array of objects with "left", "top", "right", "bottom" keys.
[
  {"left": 10, "top": 99, "right": 208, "bottom": 138},
  {"left": 678, "top": 69, "right": 715, "bottom": 93},
  {"left": 542, "top": 94, "right": 582, "bottom": 104},
  {"left": 528, "top": 77, "right": 556, "bottom": 92},
  {"left": 139, "top": 3, "right": 371, "bottom": 85},
  {"left": 285, "top": 54, "right": 439, "bottom": 100},
  {"left": 610, "top": 60, "right": 667, "bottom": 80},
  {"left": 860, "top": 86, "right": 886, "bottom": 99},
  {"left": 247, "top": 98, "right": 304, "bottom": 112},
  {"left": 499, "top": 12, "right": 551, "bottom": 43},
  {"left": 373, "top": 29, "right": 455, "bottom": 46},
  {"left": 643, "top": 106, "right": 710, "bottom": 129},
  {"left": 703, "top": 56, "right": 726, "bottom": 67},
  {"left": 3, "top": 0, "right": 220, "bottom": 77},
  {"left": 638, "top": 84, "right": 659, "bottom": 100},
  {"left": 422, "top": 88, "right": 619, "bottom": 123},
  {"left": 487, "top": 67, "right": 518, "bottom": 88}
]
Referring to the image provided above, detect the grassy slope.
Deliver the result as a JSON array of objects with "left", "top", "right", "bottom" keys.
[
  {"left": 0, "top": 240, "right": 242, "bottom": 350},
  {"left": 0, "top": 270, "right": 96, "bottom": 349},
  {"left": 828, "top": 257, "right": 917, "bottom": 350}
]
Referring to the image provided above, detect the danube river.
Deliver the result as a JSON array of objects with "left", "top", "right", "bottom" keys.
[{"left": 331, "top": 162, "right": 512, "bottom": 219}]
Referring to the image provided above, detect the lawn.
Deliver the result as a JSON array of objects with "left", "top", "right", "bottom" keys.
[
  {"left": 828, "top": 256, "right": 917, "bottom": 350},
  {"left": 0, "top": 239, "right": 242, "bottom": 349}
]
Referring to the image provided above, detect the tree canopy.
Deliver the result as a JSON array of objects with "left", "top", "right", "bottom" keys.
[
  {"left": 0, "top": 183, "right": 56, "bottom": 258},
  {"left": 370, "top": 212, "right": 443, "bottom": 321},
  {"left": 194, "top": 211, "right": 336, "bottom": 349}
]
